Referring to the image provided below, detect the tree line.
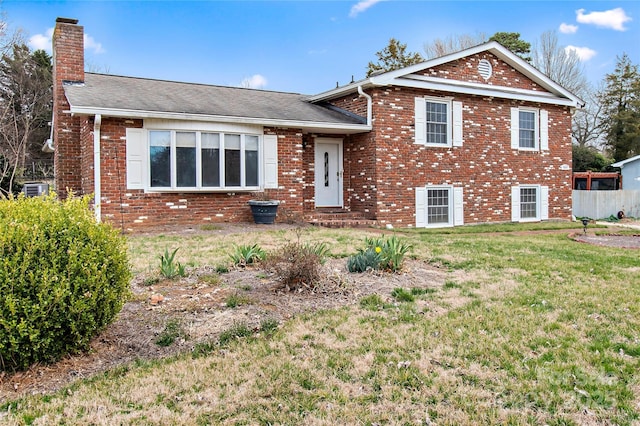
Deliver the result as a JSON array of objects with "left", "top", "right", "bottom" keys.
[
  {"left": 0, "top": 21, "right": 52, "bottom": 196},
  {"left": 367, "top": 32, "right": 640, "bottom": 172}
]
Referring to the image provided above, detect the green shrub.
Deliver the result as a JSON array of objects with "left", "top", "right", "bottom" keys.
[{"left": 0, "top": 194, "right": 131, "bottom": 371}]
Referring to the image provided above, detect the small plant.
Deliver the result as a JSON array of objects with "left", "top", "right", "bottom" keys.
[
  {"left": 265, "top": 241, "right": 323, "bottom": 291},
  {"left": 199, "top": 272, "right": 221, "bottom": 286},
  {"left": 347, "top": 235, "right": 412, "bottom": 273},
  {"left": 215, "top": 264, "right": 229, "bottom": 274},
  {"left": 347, "top": 248, "right": 381, "bottom": 273},
  {"left": 360, "top": 294, "right": 388, "bottom": 310},
  {"left": 229, "top": 244, "right": 266, "bottom": 267},
  {"left": 201, "top": 223, "right": 221, "bottom": 231},
  {"left": 225, "top": 292, "right": 253, "bottom": 308},
  {"left": 160, "top": 248, "right": 186, "bottom": 279},
  {"left": 391, "top": 288, "right": 415, "bottom": 302},
  {"left": 155, "top": 319, "right": 185, "bottom": 347},
  {"left": 302, "top": 241, "right": 331, "bottom": 264},
  {"left": 219, "top": 322, "right": 253, "bottom": 345},
  {"left": 365, "top": 236, "right": 412, "bottom": 271},
  {"left": 142, "top": 276, "right": 161, "bottom": 286},
  {"left": 259, "top": 318, "right": 279, "bottom": 334}
]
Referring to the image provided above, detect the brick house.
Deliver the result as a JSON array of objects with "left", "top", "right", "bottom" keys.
[{"left": 52, "top": 18, "right": 583, "bottom": 231}]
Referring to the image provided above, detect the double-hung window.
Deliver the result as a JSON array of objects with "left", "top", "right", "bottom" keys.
[
  {"left": 415, "top": 185, "right": 464, "bottom": 228},
  {"left": 426, "top": 101, "right": 449, "bottom": 145},
  {"left": 149, "top": 130, "right": 261, "bottom": 190},
  {"left": 511, "top": 107, "right": 548, "bottom": 151},
  {"left": 415, "top": 97, "right": 463, "bottom": 147},
  {"left": 511, "top": 185, "right": 549, "bottom": 222}
]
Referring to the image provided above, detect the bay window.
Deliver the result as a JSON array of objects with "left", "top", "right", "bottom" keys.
[{"left": 149, "top": 130, "right": 261, "bottom": 190}]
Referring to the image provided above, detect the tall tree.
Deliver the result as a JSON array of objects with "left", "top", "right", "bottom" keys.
[
  {"left": 531, "top": 30, "right": 588, "bottom": 96},
  {"left": 366, "top": 38, "right": 423, "bottom": 77},
  {"left": 424, "top": 33, "right": 487, "bottom": 59},
  {"left": 489, "top": 32, "right": 531, "bottom": 62},
  {"left": 0, "top": 45, "right": 53, "bottom": 195},
  {"left": 599, "top": 54, "right": 640, "bottom": 162},
  {"left": 572, "top": 83, "right": 605, "bottom": 148}
]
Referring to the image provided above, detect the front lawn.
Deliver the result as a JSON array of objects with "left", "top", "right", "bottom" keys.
[{"left": 3, "top": 222, "right": 639, "bottom": 425}]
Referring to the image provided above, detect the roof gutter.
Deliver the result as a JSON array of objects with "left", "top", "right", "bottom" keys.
[
  {"left": 42, "top": 115, "right": 55, "bottom": 153},
  {"left": 357, "top": 85, "right": 372, "bottom": 127},
  {"left": 66, "top": 107, "right": 370, "bottom": 133},
  {"left": 93, "top": 114, "right": 102, "bottom": 222}
]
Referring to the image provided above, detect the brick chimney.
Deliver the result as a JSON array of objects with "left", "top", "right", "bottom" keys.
[{"left": 52, "top": 17, "right": 84, "bottom": 198}]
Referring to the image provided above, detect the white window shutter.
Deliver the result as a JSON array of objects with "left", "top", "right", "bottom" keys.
[
  {"left": 539, "top": 109, "right": 549, "bottom": 151},
  {"left": 510, "top": 107, "right": 519, "bottom": 150},
  {"left": 126, "top": 128, "right": 145, "bottom": 189},
  {"left": 263, "top": 134, "right": 278, "bottom": 189},
  {"left": 540, "top": 186, "right": 549, "bottom": 220},
  {"left": 511, "top": 186, "right": 520, "bottom": 222},
  {"left": 414, "top": 97, "right": 426, "bottom": 145},
  {"left": 452, "top": 101, "right": 463, "bottom": 147},
  {"left": 453, "top": 187, "right": 464, "bottom": 226},
  {"left": 415, "top": 187, "right": 426, "bottom": 228}
]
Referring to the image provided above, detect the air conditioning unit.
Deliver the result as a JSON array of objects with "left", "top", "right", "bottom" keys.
[{"left": 22, "top": 183, "right": 49, "bottom": 197}]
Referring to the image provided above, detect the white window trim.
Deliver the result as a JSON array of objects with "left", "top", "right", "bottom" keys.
[
  {"left": 511, "top": 184, "right": 549, "bottom": 222},
  {"left": 511, "top": 107, "right": 549, "bottom": 152},
  {"left": 416, "top": 185, "right": 464, "bottom": 228},
  {"left": 519, "top": 107, "right": 538, "bottom": 151},
  {"left": 145, "top": 129, "right": 263, "bottom": 193},
  {"left": 415, "top": 96, "right": 463, "bottom": 148}
]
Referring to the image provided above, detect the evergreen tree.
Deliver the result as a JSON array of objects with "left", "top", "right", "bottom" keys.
[
  {"left": 599, "top": 54, "right": 640, "bottom": 162},
  {"left": 489, "top": 32, "right": 531, "bottom": 62},
  {"left": 0, "top": 44, "right": 53, "bottom": 195},
  {"left": 366, "top": 38, "right": 423, "bottom": 77}
]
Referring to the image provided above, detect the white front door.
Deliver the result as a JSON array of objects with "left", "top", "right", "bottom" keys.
[{"left": 314, "top": 138, "right": 343, "bottom": 207}]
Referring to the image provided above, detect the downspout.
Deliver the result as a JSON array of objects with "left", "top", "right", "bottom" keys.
[
  {"left": 357, "top": 85, "right": 372, "bottom": 127},
  {"left": 93, "top": 114, "right": 102, "bottom": 222}
]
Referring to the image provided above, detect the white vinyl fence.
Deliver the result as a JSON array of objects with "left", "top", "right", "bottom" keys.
[{"left": 572, "top": 190, "right": 640, "bottom": 219}]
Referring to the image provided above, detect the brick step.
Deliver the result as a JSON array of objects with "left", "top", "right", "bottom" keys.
[
  {"left": 308, "top": 219, "right": 379, "bottom": 229},
  {"left": 305, "top": 209, "right": 378, "bottom": 228}
]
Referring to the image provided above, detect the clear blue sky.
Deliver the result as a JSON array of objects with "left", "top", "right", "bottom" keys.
[{"left": 2, "top": 0, "right": 639, "bottom": 94}]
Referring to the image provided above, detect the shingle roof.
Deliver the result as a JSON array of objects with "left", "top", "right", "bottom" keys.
[{"left": 63, "top": 73, "right": 366, "bottom": 126}]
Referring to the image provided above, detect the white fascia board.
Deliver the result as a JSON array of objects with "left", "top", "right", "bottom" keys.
[
  {"left": 308, "top": 41, "right": 583, "bottom": 107},
  {"left": 404, "top": 74, "right": 561, "bottom": 99},
  {"left": 392, "top": 77, "right": 579, "bottom": 107},
  {"left": 307, "top": 81, "right": 374, "bottom": 102},
  {"left": 67, "top": 106, "right": 371, "bottom": 133},
  {"left": 612, "top": 154, "right": 640, "bottom": 168}
]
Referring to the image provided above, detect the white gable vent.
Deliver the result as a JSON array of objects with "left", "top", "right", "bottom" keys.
[
  {"left": 22, "top": 183, "right": 49, "bottom": 197},
  {"left": 478, "top": 59, "right": 492, "bottom": 80}
]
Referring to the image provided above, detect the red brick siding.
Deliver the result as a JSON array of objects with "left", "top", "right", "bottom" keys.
[
  {"left": 88, "top": 122, "right": 307, "bottom": 231},
  {"left": 339, "top": 85, "right": 572, "bottom": 226},
  {"left": 53, "top": 20, "right": 84, "bottom": 199},
  {"left": 420, "top": 52, "right": 542, "bottom": 91}
]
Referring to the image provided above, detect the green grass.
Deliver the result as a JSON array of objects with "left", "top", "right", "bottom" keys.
[{"left": 5, "top": 222, "right": 640, "bottom": 425}]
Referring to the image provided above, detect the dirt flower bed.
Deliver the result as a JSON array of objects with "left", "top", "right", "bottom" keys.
[{"left": 0, "top": 257, "right": 450, "bottom": 402}]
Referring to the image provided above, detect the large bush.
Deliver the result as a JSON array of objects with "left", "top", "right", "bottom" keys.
[{"left": 0, "top": 194, "right": 131, "bottom": 370}]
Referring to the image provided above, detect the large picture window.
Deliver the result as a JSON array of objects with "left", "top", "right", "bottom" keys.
[{"left": 149, "top": 130, "right": 261, "bottom": 190}]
